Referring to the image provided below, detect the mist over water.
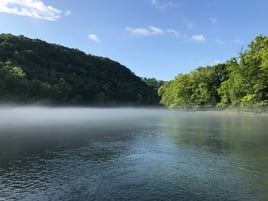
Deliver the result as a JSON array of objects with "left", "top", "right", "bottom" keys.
[{"left": 0, "top": 106, "right": 268, "bottom": 201}]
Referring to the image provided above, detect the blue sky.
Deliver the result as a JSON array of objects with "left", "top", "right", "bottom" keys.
[{"left": 0, "top": 0, "right": 268, "bottom": 80}]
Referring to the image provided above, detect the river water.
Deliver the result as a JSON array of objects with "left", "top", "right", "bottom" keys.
[{"left": 0, "top": 107, "right": 267, "bottom": 201}]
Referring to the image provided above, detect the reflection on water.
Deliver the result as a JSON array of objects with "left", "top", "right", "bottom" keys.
[{"left": 0, "top": 107, "right": 267, "bottom": 201}]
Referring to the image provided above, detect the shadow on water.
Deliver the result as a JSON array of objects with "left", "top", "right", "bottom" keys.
[{"left": 0, "top": 107, "right": 268, "bottom": 201}]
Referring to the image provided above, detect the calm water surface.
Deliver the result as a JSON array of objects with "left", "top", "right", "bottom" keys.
[{"left": 0, "top": 107, "right": 267, "bottom": 201}]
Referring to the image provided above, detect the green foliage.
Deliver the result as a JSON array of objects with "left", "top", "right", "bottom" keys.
[
  {"left": 159, "top": 35, "right": 268, "bottom": 110},
  {"left": 1, "top": 33, "right": 267, "bottom": 109},
  {"left": 142, "top": 77, "right": 165, "bottom": 91},
  {"left": 0, "top": 61, "right": 27, "bottom": 100},
  {"left": 159, "top": 65, "right": 228, "bottom": 109},
  {"left": 142, "top": 77, "right": 165, "bottom": 104},
  {"left": 218, "top": 36, "right": 268, "bottom": 108},
  {"left": 0, "top": 34, "right": 159, "bottom": 105}
]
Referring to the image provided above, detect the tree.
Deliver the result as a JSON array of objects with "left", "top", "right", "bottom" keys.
[
  {"left": 0, "top": 61, "right": 27, "bottom": 100},
  {"left": 218, "top": 36, "right": 268, "bottom": 108},
  {"left": 158, "top": 66, "right": 226, "bottom": 109}
]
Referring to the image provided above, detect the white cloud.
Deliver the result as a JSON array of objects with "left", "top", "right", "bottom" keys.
[
  {"left": 126, "top": 27, "right": 150, "bottom": 36},
  {"left": 210, "top": 17, "right": 217, "bottom": 24},
  {"left": 191, "top": 35, "right": 206, "bottom": 42},
  {"left": 0, "top": 0, "right": 61, "bottom": 21},
  {"left": 166, "top": 29, "right": 181, "bottom": 38},
  {"left": 151, "top": 0, "right": 177, "bottom": 10},
  {"left": 149, "top": 26, "right": 164, "bottom": 34},
  {"left": 88, "top": 34, "right": 100, "bottom": 43},
  {"left": 125, "top": 26, "right": 206, "bottom": 43},
  {"left": 126, "top": 26, "right": 164, "bottom": 36}
]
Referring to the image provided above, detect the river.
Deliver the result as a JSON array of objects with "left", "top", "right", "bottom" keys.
[{"left": 0, "top": 107, "right": 267, "bottom": 201}]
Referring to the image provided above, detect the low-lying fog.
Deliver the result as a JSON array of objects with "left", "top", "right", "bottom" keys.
[
  {"left": 1, "top": 106, "right": 268, "bottom": 201},
  {"left": 0, "top": 105, "right": 267, "bottom": 135},
  {"left": 0, "top": 106, "right": 168, "bottom": 154},
  {"left": 0, "top": 106, "right": 167, "bottom": 131}
]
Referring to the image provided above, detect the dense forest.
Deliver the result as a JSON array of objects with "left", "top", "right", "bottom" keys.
[
  {"left": 158, "top": 35, "right": 268, "bottom": 110},
  {"left": 1, "top": 34, "right": 267, "bottom": 110},
  {"left": 0, "top": 34, "right": 161, "bottom": 105}
]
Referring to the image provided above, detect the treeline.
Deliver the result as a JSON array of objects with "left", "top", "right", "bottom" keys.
[
  {"left": 158, "top": 35, "right": 268, "bottom": 110},
  {"left": 0, "top": 34, "right": 160, "bottom": 105}
]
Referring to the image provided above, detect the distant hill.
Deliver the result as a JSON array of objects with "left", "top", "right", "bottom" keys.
[{"left": 0, "top": 34, "right": 160, "bottom": 105}]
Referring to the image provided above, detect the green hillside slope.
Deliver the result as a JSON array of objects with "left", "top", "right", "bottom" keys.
[{"left": 0, "top": 34, "right": 159, "bottom": 105}]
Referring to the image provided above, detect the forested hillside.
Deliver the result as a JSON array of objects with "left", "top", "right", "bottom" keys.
[
  {"left": 1, "top": 34, "right": 267, "bottom": 109},
  {"left": 0, "top": 34, "right": 160, "bottom": 105},
  {"left": 158, "top": 35, "right": 268, "bottom": 110}
]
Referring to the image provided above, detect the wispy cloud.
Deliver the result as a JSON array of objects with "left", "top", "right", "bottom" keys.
[
  {"left": 88, "top": 34, "right": 100, "bottom": 43},
  {"left": 210, "top": 17, "right": 217, "bottom": 24},
  {"left": 0, "top": 0, "right": 61, "bottom": 21},
  {"left": 126, "top": 26, "right": 164, "bottom": 36},
  {"left": 191, "top": 35, "right": 206, "bottom": 42},
  {"left": 166, "top": 29, "right": 181, "bottom": 38},
  {"left": 126, "top": 26, "right": 207, "bottom": 43},
  {"left": 151, "top": 0, "right": 177, "bottom": 10},
  {"left": 126, "top": 26, "right": 183, "bottom": 39}
]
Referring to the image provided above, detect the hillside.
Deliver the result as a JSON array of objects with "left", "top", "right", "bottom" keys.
[{"left": 0, "top": 34, "right": 160, "bottom": 105}]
